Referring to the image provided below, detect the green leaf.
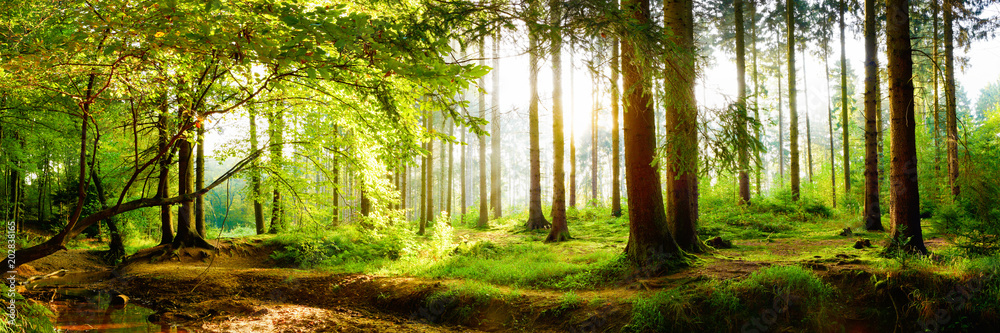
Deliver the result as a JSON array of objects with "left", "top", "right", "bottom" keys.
[{"left": 281, "top": 15, "right": 300, "bottom": 26}]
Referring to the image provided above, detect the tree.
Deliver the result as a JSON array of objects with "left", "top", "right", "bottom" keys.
[
  {"left": 591, "top": 59, "right": 599, "bottom": 207},
  {"left": 736, "top": 0, "right": 750, "bottom": 204},
  {"left": 547, "top": 0, "right": 570, "bottom": 242},
  {"left": 491, "top": 30, "right": 503, "bottom": 219},
  {"left": 840, "top": 0, "right": 851, "bottom": 197},
  {"left": 788, "top": 0, "right": 801, "bottom": 201},
  {"left": 570, "top": 42, "right": 578, "bottom": 209},
  {"left": 624, "top": 0, "right": 683, "bottom": 265},
  {"left": 173, "top": 106, "right": 214, "bottom": 249},
  {"left": 195, "top": 118, "right": 207, "bottom": 238},
  {"left": 420, "top": 113, "right": 429, "bottom": 235},
  {"left": 267, "top": 107, "right": 284, "bottom": 234},
  {"left": 428, "top": 111, "right": 436, "bottom": 229},
  {"left": 862, "top": 0, "right": 884, "bottom": 231},
  {"left": 479, "top": 38, "right": 490, "bottom": 229},
  {"left": 944, "top": 0, "right": 959, "bottom": 198},
  {"left": 886, "top": 0, "right": 927, "bottom": 254},
  {"left": 248, "top": 109, "right": 266, "bottom": 234},
  {"left": 156, "top": 104, "right": 174, "bottom": 245},
  {"left": 447, "top": 118, "right": 454, "bottom": 220},
  {"left": 525, "top": 0, "right": 550, "bottom": 230},
  {"left": 611, "top": 1, "right": 623, "bottom": 216},
  {"left": 664, "top": 0, "right": 704, "bottom": 253}
]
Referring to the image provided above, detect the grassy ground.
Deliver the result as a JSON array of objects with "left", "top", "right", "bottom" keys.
[{"left": 32, "top": 191, "right": 1000, "bottom": 332}]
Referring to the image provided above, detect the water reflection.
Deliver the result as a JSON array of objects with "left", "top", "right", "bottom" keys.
[{"left": 45, "top": 288, "right": 189, "bottom": 333}]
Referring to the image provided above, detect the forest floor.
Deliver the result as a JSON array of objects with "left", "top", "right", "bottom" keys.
[{"left": 17, "top": 202, "right": 1000, "bottom": 332}]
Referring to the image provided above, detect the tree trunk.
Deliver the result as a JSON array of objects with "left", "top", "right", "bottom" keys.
[
  {"left": 570, "top": 42, "right": 578, "bottom": 209},
  {"left": 886, "top": 0, "right": 926, "bottom": 254},
  {"left": 525, "top": 3, "right": 550, "bottom": 229},
  {"left": 420, "top": 114, "right": 428, "bottom": 235},
  {"left": 249, "top": 111, "right": 265, "bottom": 234},
  {"left": 157, "top": 107, "right": 174, "bottom": 245},
  {"left": 591, "top": 64, "right": 599, "bottom": 207},
  {"left": 664, "top": 0, "right": 704, "bottom": 253},
  {"left": 89, "top": 163, "right": 125, "bottom": 263},
  {"left": 944, "top": 0, "right": 959, "bottom": 198},
  {"left": 933, "top": 0, "right": 942, "bottom": 202},
  {"left": 461, "top": 118, "right": 467, "bottom": 221},
  {"left": 826, "top": 53, "right": 837, "bottom": 208},
  {"left": 173, "top": 109, "right": 214, "bottom": 249},
  {"left": 736, "top": 0, "right": 750, "bottom": 204},
  {"left": 427, "top": 112, "right": 436, "bottom": 228},
  {"left": 195, "top": 121, "right": 206, "bottom": 237},
  {"left": 491, "top": 31, "right": 503, "bottom": 219},
  {"left": 841, "top": 0, "right": 851, "bottom": 197},
  {"left": 478, "top": 39, "right": 491, "bottom": 229},
  {"left": 267, "top": 108, "right": 284, "bottom": 234},
  {"left": 778, "top": 48, "right": 785, "bottom": 184},
  {"left": 787, "top": 0, "right": 800, "bottom": 200},
  {"left": 751, "top": 2, "right": 762, "bottom": 196},
  {"left": 333, "top": 131, "right": 340, "bottom": 224},
  {"left": 624, "top": 0, "right": 682, "bottom": 266},
  {"left": 547, "top": 1, "right": 570, "bottom": 242},
  {"left": 447, "top": 118, "right": 454, "bottom": 221},
  {"left": 610, "top": 11, "right": 623, "bottom": 216},
  {"left": 804, "top": 49, "right": 813, "bottom": 183},
  {"left": 863, "top": 0, "right": 884, "bottom": 231}
]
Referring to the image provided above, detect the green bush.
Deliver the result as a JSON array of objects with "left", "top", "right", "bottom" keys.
[{"left": 268, "top": 225, "right": 407, "bottom": 269}]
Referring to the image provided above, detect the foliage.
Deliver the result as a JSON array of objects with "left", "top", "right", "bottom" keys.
[
  {"left": 0, "top": 284, "right": 55, "bottom": 333},
  {"left": 268, "top": 224, "right": 408, "bottom": 269}
]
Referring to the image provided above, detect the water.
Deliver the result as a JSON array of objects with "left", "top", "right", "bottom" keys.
[{"left": 28, "top": 272, "right": 192, "bottom": 332}]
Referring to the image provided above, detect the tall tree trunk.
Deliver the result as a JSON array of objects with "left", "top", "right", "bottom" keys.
[
  {"left": 461, "top": 119, "right": 467, "bottom": 221},
  {"left": 664, "top": 0, "right": 704, "bottom": 253},
  {"left": 751, "top": 2, "right": 762, "bottom": 196},
  {"left": 420, "top": 114, "right": 428, "bottom": 234},
  {"left": 611, "top": 34, "right": 623, "bottom": 216},
  {"left": 826, "top": 52, "right": 837, "bottom": 208},
  {"left": 195, "top": 121, "right": 206, "bottom": 237},
  {"left": 787, "top": 0, "right": 800, "bottom": 201},
  {"left": 886, "top": 0, "right": 926, "bottom": 254},
  {"left": 525, "top": 3, "right": 550, "bottom": 229},
  {"left": 804, "top": 50, "right": 813, "bottom": 183},
  {"left": 548, "top": 1, "right": 570, "bottom": 242},
  {"left": 933, "top": 0, "right": 942, "bottom": 202},
  {"left": 438, "top": 125, "right": 445, "bottom": 214},
  {"left": 333, "top": 144, "right": 339, "bottom": 224},
  {"left": 89, "top": 163, "right": 125, "bottom": 262},
  {"left": 491, "top": 31, "right": 503, "bottom": 219},
  {"left": 624, "top": 0, "right": 683, "bottom": 266},
  {"left": 447, "top": 118, "right": 454, "bottom": 221},
  {"left": 427, "top": 112, "right": 436, "bottom": 227},
  {"left": 591, "top": 65, "right": 599, "bottom": 207},
  {"left": 249, "top": 111, "right": 265, "bottom": 234},
  {"left": 478, "top": 39, "right": 491, "bottom": 229},
  {"left": 841, "top": 0, "right": 851, "bottom": 197},
  {"left": 570, "top": 42, "right": 578, "bottom": 209},
  {"left": 156, "top": 101, "right": 174, "bottom": 245},
  {"left": 267, "top": 108, "right": 284, "bottom": 234},
  {"left": 173, "top": 108, "right": 214, "bottom": 249},
  {"left": 863, "top": 0, "right": 884, "bottom": 231},
  {"left": 944, "top": 0, "right": 959, "bottom": 198},
  {"left": 778, "top": 50, "right": 785, "bottom": 184},
  {"left": 736, "top": 0, "right": 750, "bottom": 204}
]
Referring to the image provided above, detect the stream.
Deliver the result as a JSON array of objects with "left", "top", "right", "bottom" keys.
[{"left": 25, "top": 271, "right": 191, "bottom": 333}]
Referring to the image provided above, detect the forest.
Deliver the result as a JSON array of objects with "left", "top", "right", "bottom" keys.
[{"left": 3, "top": 0, "right": 1000, "bottom": 332}]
